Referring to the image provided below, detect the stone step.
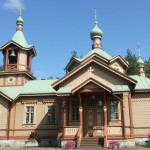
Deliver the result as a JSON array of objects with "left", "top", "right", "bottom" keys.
[{"left": 80, "top": 138, "right": 104, "bottom": 148}]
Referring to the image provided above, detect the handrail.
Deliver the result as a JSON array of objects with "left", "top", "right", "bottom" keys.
[
  {"left": 77, "top": 126, "right": 82, "bottom": 147},
  {"left": 63, "top": 126, "right": 79, "bottom": 138}
]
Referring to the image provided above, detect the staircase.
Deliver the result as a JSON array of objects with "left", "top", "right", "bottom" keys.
[{"left": 80, "top": 137, "right": 104, "bottom": 147}]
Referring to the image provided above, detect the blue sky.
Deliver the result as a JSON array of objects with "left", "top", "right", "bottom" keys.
[{"left": 0, "top": 0, "right": 150, "bottom": 79}]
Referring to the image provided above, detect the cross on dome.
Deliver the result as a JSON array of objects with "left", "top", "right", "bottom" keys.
[{"left": 20, "top": 0, "right": 23, "bottom": 16}]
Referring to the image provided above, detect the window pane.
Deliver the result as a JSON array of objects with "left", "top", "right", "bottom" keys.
[
  {"left": 26, "top": 106, "right": 34, "bottom": 124},
  {"left": 47, "top": 106, "right": 55, "bottom": 124},
  {"left": 72, "top": 101, "right": 79, "bottom": 121},
  {"left": 26, "top": 113, "right": 29, "bottom": 123},
  {"left": 110, "top": 100, "right": 118, "bottom": 120}
]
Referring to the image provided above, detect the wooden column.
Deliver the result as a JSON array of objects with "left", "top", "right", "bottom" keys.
[
  {"left": 103, "top": 91, "right": 107, "bottom": 147},
  {"left": 128, "top": 92, "right": 134, "bottom": 137},
  {"left": 17, "top": 51, "right": 20, "bottom": 70},
  {"left": 63, "top": 99, "right": 67, "bottom": 127},
  {"left": 121, "top": 98, "right": 126, "bottom": 139},
  {"left": 29, "top": 54, "right": 32, "bottom": 73},
  {"left": 78, "top": 92, "right": 83, "bottom": 133},
  {"left": 5, "top": 49, "right": 9, "bottom": 71},
  {"left": 57, "top": 100, "right": 62, "bottom": 140}
]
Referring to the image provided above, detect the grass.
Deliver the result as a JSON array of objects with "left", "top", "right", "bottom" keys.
[
  {"left": 0, "top": 146, "right": 150, "bottom": 150},
  {"left": 0, "top": 148, "right": 65, "bottom": 150}
]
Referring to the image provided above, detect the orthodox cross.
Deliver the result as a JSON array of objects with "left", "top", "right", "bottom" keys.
[
  {"left": 138, "top": 42, "right": 141, "bottom": 57},
  {"left": 95, "top": 10, "right": 97, "bottom": 25},
  {"left": 20, "top": 0, "right": 23, "bottom": 16},
  {"left": 88, "top": 67, "right": 94, "bottom": 75}
]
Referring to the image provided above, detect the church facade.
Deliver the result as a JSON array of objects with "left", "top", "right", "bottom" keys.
[{"left": 0, "top": 11, "right": 150, "bottom": 148}]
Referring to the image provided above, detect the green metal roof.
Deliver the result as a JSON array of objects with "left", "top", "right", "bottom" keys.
[
  {"left": 129, "top": 75, "right": 150, "bottom": 90},
  {"left": 0, "top": 80, "right": 72, "bottom": 100},
  {"left": 90, "top": 24, "right": 103, "bottom": 37},
  {"left": 57, "top": 87, "right": 72, "bottom": 94},
  {"left": 81, "top": 48, "right": 112, "bottom": 61},
  {"left": 110, "top": 85, "right": 130, "bottom": 92},
  {"left": 12, "top": 31, "right": 32, "bottom": 48}
]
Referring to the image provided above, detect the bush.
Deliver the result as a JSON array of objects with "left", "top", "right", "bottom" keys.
[
  {"left": 109, "top": 141, "right": 120, "bottom": 149},
  {"left": 65, "top": 141, "right": 76, "bottom": 149},
  {"left": 27, "top": 130, "right": 40, "bottom": 142}
]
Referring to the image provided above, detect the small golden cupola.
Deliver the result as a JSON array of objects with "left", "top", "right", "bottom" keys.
[
  {"left": 90, "top": 10, "right": 103, "bottom": 49},
  {"left": 137, "top": 43, "right": 145, "bottom": 76}
]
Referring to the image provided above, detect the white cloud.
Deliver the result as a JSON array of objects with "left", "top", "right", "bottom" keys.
[{"left": 3, "top": 0, "right": 25, "bottom": 11}]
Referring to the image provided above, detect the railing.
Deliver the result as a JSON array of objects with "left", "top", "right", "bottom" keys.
[
  {"left": 6, "top": 64, "right": 17, "bottom": 71},
  {"left": 63, "top": 126, "right": 79, "bottom": 138},
  {"left": 77, "top": 126, "right": 82, "bottom": 147}
]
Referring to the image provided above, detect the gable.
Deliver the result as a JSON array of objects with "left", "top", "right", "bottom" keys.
[
  {"left": 53, "top": 57, "right": 137, "bottom": 89},
  {"left": 59, "top": 62, "right": 132, "bottom": 93},
  {"left": 110, "top": 60, "right": 126, "bottom": 74}
]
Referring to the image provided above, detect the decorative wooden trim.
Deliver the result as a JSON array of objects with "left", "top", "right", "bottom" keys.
[
  {"left": 73, "top": 77, "right": 112, "bottom": 94},
  {"left": 43, "top": 99, "right": 55, "bottom": 103},
  {"left": 22, "top": 100, "right": 38, "bottom": 104},
  {"left": 1, "top": 40, "right": 37, "bottom": 57},
  {"left": 0, "top": 71, "right": 35, "bottom": 80},
  {"left": 14, "top": 93, "right": 57, "bottom": 101},
  {"left": 109, "top": 55, "right": 129, "bottom": 67},
  {"left": 128, "top": 93, "right": 134, "bottom": 137}
]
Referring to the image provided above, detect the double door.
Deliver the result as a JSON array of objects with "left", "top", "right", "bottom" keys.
[{"left": 84, "top": 100, "right": 103, "bottom": 137}]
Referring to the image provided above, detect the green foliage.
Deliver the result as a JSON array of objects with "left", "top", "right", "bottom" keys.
[
  {"left": 0, "top": 65, "right": 3, "bottom": 71},
  {"left": 125, "top": 49, "right": 138, "bottom": 75},
  {"left": 144, "top": 57, "right": 150, "bottom": 78}
]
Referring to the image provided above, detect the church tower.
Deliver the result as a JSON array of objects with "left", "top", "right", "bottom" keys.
[
  {"left": 0, "top": 2, "right": 37, "bottom": 86},
  {"left": 90, "top": 10, "right": 103, "bottom": 49},
  {"left": 137, "top": 43, "right": 145, "bottom": 76}
]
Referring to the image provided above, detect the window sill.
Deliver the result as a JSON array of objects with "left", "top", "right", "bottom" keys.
[{"left": 22, "top": 124, "right": 36, "bottom": 128}]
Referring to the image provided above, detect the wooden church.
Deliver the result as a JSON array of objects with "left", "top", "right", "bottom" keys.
[{"left": 0, "top": 9, "right": 150, "bottom": 148}]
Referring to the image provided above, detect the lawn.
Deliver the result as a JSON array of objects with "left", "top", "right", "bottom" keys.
[{"left": 0, "top": 146, "right": 150, "bottom": 150}]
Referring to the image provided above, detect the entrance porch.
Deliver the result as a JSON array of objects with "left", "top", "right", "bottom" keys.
[{"left": 61, "top": 91, "right": 128, "bottom": 147}]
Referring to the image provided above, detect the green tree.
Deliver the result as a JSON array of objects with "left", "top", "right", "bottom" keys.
[
  {"left": 144, "top": 57, "right": 150, "bottom": 78},
  {"left": 125, "top": 49, "right": 138, "bottom": 75},
  {"left": 0, "top": 65, "right": 3, "bottom": 71}
]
